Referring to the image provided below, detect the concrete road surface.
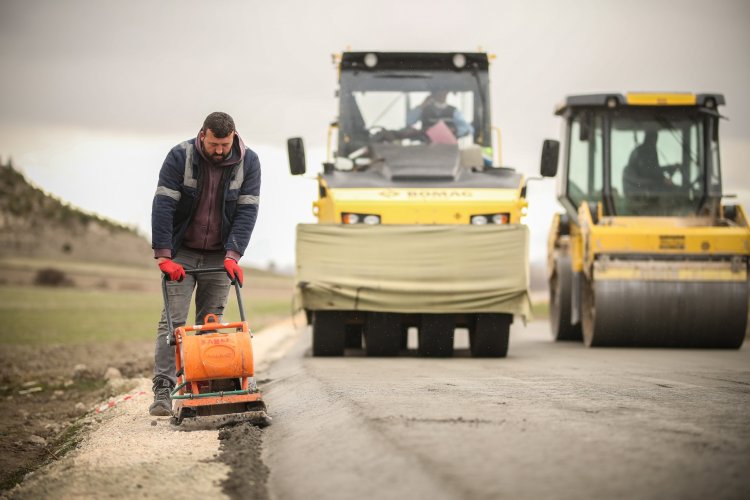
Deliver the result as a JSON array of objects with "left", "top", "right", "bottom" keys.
[{"left": 261, "top": 321, "right": 750, "bottom": 500}]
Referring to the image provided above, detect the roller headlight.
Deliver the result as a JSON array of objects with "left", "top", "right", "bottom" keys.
[
  {"left": 342, "top": 213, "right": 360, "bottom": 224},
  {"left": 452, "top": 53, "right": 466, "bottom": 69},
  {"left": 471, "top": 213, "right": 510, "bottom": 225},
  {"left": 342, "top": 212, "right": 380, "bottom": 225},
  {"left": 364, "top": 53, "right": 378, "bottom": 68}
]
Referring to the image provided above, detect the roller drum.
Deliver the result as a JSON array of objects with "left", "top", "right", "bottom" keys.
[{"left": 583, "top": 276, "right": 748, "bottom": 348}]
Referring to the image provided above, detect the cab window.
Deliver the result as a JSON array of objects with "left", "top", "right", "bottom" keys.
[
  {"left": 611, "top": 111, "right": 705, "bottom": 216},
  {"left": 566, "top": 113, "right": 603, "bottom": 208}
]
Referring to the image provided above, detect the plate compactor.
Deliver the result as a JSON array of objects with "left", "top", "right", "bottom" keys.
[{"left": 162, "top": 268, "right": 268, "bottom": 426}]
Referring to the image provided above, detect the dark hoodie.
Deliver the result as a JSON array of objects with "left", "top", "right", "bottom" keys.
[{"left": 180, "top": 133, "right": 245, "bottom": 254}]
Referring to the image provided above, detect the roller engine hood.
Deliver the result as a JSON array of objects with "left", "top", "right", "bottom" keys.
[
  {"left": 323, "top": 144, "right": 522, "bottom": 190},
  {"left": 371, "top": 144, "right": 460, "bottom": 181}
]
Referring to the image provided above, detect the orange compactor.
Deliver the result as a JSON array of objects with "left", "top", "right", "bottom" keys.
[{"left": 163, "top": 268, "right": 268, "bottom": 425}]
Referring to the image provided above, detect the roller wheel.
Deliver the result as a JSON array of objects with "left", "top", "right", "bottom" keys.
[
  {"left": 312, "top": 311, "right": 346, "bottom": 356},
  {"left": 364, "top": 312, "right": 401, "bottom": 356},
  {"left": 345, "top": 324, "right": 363, "bottom": 349},
  {"left": 470, "top": 313, "right": 511, "bottom": 357},
  {"left": 582, "top": 274, "right": 748, "bottom": 348},
  {"left": 418, "top": 314, "right": 455, "bottom": 357},
  {"left": 550, "top": 255, "right": 583, "bottom": 341}
]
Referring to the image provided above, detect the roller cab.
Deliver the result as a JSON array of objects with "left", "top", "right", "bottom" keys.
[{"left": 544, "top": 93, "right": 749, "bottom": 348}]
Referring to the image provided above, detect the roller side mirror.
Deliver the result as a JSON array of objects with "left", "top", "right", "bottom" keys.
[
  {"left": 287, "top": 137, "right": 306, "bottom": 176},
  {"left": 540, "top": 139, "right": 559, "bottom": 178}
]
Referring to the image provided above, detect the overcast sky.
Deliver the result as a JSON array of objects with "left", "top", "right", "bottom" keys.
[{"left": 1, "top": 0, "right": 749, "bottom": 269}]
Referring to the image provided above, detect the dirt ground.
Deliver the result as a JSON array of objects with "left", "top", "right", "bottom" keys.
[
  {"left": 0, "top": 340, "right": 153, "bottom": 491},
  {"left": 218, "top": 424, "right": 270, "bottom": 500},
  {"left": 0, "top": 314, "right": 300, "bottom": 497},
  {"left": 4, "top": 316, "right": 749, "bottom": 499}
]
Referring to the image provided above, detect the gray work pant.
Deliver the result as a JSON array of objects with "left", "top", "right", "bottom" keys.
[{"left": 153, "top": 248, "right": 231, "bottom": 385}]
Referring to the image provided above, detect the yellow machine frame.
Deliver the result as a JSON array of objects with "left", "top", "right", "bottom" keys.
[{"left": 314, "top": 184, "right": 528, "bottom": 225}]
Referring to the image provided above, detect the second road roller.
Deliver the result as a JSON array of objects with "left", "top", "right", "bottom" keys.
[{"left": 542, "top": 92, "right": 749, "bottom": 348}]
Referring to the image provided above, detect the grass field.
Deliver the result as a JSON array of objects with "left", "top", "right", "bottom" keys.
[
  {"left": 530, "top": 299, "right": 549, "bottom": 319},
  {"left": 0, "top": 285, "right": 292, "bottom": 345},
  {"left": 0, "top": 284, "right": 546, "bottom": 345}
]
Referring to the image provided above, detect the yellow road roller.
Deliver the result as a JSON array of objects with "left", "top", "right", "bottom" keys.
[
  {"left": 287, "top": 52, "right": 549, "bottom": 357},
  {"left": 541, "top": 92, "right": 749, "bottom": 348}
]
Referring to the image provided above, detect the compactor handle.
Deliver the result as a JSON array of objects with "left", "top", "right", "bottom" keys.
[{"left": 162, "top": 267, "right": 247, "bottom": 346}]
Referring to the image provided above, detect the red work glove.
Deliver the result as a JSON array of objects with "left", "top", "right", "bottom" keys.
[
  {"left": 224, "top": 258, "right": 244, "bottom": 286},
  {"left": 158, "top": 259, "right": 185, "bottom": 282}
]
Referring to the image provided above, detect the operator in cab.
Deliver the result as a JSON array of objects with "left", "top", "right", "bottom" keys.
[
  {"left": 622, "top": 130, "right": 679, "bottom": 195},
  {"left": 406, "top": 90, "right": 474, "bottom": 142}
]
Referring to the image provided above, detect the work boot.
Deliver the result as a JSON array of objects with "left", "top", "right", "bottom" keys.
[{"left": 149, "top": 377, "right": 174, "bottom": 416}]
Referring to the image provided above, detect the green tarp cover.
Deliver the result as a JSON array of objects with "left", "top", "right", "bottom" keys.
[{"left": 295, "top": 224, "right": 531, "bottom": 318}]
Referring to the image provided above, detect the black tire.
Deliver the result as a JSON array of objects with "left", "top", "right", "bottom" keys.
[
  {"left": 470, "top": 313, "right": 511, "bottom": 358},
  {"left": 345, "top": 324, "right": 363, "bottom": 349},
  {"left": 550, "top": 255, "right": 583, "bottom": 341},
  {"left": 418, "top": 314, "right": 455, "bottom": 357},
  {"left": 364, "top": 312, "right": 402, "bottom": 356},
  {"left": 312, "top": 311, "right": 346, "bottom": 356}
]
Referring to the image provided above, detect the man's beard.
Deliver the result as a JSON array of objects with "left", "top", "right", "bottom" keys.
[{"left": 209, "top": 151, "right": 230, "bottom": 164}]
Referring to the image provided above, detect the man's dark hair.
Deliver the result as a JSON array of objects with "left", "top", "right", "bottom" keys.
[{"left": 202, "top": 112, "right": 235, "bottom": 138}]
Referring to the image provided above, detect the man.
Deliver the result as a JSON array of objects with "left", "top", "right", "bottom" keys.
[
  {"left": 149, "top": 112, "right": 261, "bottom": 416},
  {"left": 622, "top": 129, "right": 681, "bottom": 215},
  {"left": 622, "top": 130, "right": 679, "bottom": 194},
  {"left": 406, "top": 90, "right": 474, "bottom": 140}
]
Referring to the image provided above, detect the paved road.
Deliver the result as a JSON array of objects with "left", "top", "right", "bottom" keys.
[{"left": 261, "top": 321, "right": 750, "bottom": 500}]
